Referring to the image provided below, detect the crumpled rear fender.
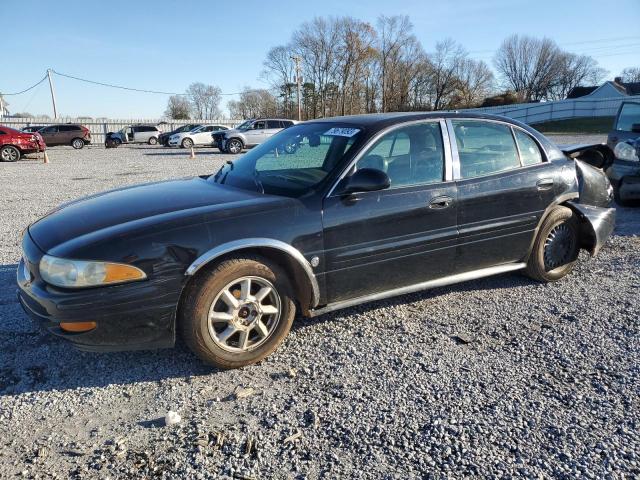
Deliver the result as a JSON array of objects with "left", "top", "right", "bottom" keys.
[{"left": 566, "top": 201, "right": 616, "bottom": 256}]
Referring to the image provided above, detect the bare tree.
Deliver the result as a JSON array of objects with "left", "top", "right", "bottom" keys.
[
  {"left": 227, "top": 88, "right": 278, "bottom": 119},
  {"left": 375, "top": 15, "right": 419, "bottom": 112},
  {"left": 620, "top": 67, "right": 640, "bottom": 83},
  {"left": 494, "top": 35, "right": 563, "bottom": 101},
  {"left": 186, "top": 82, "right": 222, "bottom": 119},
  {"left": 547, "top": 53, "right": 606, "bottom": 100},
  {"left": 292, "top": 17, "right": 342, "bottom": 118},
  {"left": 164, "top": 95, "right": 191, "bottom": 119},
  {"left": 427, "top": 39, "right": 468, "bottom": 110},
  {"left": 455, "top": 58, "right": 495, "bottom": 108}
]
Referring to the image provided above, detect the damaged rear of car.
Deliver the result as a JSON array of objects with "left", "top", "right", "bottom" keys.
[{"left": 560, "top": 143, "right": 616, "bottom": 255}]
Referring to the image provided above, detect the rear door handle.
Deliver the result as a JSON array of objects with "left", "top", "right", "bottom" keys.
[
  {"left": 536, "top": 178, "right": 554, "bottom": 190},
  {"left": 428, "top": 195, "right": 453, "bottom": 209}
]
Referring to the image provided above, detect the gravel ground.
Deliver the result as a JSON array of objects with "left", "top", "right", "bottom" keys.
[{"left": 0, "top": 137, "right": 638, "bottom": 479}]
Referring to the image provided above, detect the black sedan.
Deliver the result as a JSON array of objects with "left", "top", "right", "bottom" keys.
[{"left": 17, "top": 113, "right": 616, "bottom": 368}]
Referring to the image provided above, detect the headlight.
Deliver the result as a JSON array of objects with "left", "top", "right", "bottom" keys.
[
  {"left": 39, "top": 255, "right": 146, "bottom": 288},
  {"left": 614, "top": 142, "right": 639, "bottom": 162}
]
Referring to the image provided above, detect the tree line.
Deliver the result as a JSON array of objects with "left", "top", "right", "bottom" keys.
[{"left": 154, "top": 14, "right": 637, "bottom": 120}]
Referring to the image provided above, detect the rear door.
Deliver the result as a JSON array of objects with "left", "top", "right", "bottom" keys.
[
  {"left": 266, "top": 120, "right": 283, "bottom": 138},
  {"left": 322, "top": 120, "right": 458, "bottom": 302},
  {"left": 58, "top": 125, "right": 77, "bottom": 144},
  {"left": 449, "top": 119, "right": 560, "bottom": 272}
]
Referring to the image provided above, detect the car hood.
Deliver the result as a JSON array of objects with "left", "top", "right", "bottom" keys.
[
  {"left": 28, "top": 177, "right": 282, "bottom": 253},
  {"left": 222, "top": 128, "right": 244, "bottom": 136}
]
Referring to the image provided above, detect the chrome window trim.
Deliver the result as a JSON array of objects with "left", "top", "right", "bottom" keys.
[
  {"left": 326, "top": 118, "right": 449, "bottom": 197},
  {"left": 447, "top": 117, "right": 549, "bottom": 181},
  {"left": 185, "top": 238, "right": 320, "bottom": 308}
]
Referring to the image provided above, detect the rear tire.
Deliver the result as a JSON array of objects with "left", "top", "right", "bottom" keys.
[
  {"left": 0, "top": 145, "right": 20, "bottom": 162},
  {"left": 71, "top": 138, "right": 85, "bottom": 149},
  {"left": 525, "top": 206, "right": 580, "bottom": 282},
  {"left": 179, "top": 255, "right": 296, "bottom": 369}
]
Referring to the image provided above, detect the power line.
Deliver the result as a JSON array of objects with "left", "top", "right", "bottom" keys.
[
  {"left": 1, "top": 74, "right": 48, "bottom": 96},
  {"left": 51, "top": 69, "right": 266, "bottom": 96}
]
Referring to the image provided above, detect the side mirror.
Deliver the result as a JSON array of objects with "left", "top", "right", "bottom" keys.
[
  {"left": 335, "top": 168, "right": 390, "bottom": 196},
  {"left": 631, "top": 123, "right": 640, "bottom": 134}
]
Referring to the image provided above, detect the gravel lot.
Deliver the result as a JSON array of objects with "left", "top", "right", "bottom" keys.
[{"left": 1, "top": 137, "right": 638, "bottom": 479}]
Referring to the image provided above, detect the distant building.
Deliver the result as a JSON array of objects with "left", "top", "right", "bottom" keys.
[{"left": 568, "top": 78, "right": 640, "bottom": 99}]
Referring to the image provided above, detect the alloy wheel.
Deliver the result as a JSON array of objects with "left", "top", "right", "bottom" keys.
[
  {"left": 228, "top": 140, "right": 242, "bottom": 154},
  {"left": 1, "top": 147, "right": 19, "bottom": 162},
  {"left": 72, "top": 139, "right": 84, "bottom": 149},
  {"left": 543, "top": 223, "right": 576, "bottom": 270},
  {"left": 207, "top": 276, "right": 281, "bottom": 353}
]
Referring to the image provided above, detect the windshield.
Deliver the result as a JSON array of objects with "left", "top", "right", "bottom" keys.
[
  {"left": 178, "top": 124, "right": 199, "bottom": 133},
  {"left": 210, "top": 123, "right": 363, "bottom": 197},
  {"left": 235, "top": 120, "right": 254, "bottom": 131},
  {"left": 190, "top": 126, "right": 205, "bottom": 133}
]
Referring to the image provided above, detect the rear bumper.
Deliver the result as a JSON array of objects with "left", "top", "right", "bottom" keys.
[{"left": 16, "top": 233, "right": 180, "bottom": 352}]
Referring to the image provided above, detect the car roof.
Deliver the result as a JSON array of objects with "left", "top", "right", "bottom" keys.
[{"left": 306, "top": 111, "right": 523, "bottom": 128}]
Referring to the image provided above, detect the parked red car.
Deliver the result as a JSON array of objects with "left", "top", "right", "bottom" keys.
[{"left": 0, "top": 125, "right": 46, "bottom": 162}]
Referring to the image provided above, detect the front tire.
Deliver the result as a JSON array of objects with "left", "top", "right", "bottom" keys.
[
  {"left": 148, "top": 136, "right": 158, "bottom": 145},
  {"left": 227, "top": 138, "right": 243, "bottom": 154},
  {"left": 525, "top": 206, "right": 580, "bottom": 282},
  {"left": 179, "top": 256, "right": 296, "bottom": 369},
  {"left": 181, "top": 138, "right": 194, "bottom": 149},
  {"left": 71, "top": 138, "right": 85, "bottom": 149},
  {"left": 0, "top": 145, "right": 20, "bottom": 162}
]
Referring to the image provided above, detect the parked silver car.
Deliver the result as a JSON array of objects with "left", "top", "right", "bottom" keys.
[
  {"left": 106, "top": 125, "right": 161, "bottom": 146},
  {"left": 215, "top": 118, "right": 297, "bottom": 154}
]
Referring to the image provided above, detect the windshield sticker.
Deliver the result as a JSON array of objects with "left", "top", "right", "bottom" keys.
[{"left": 324, "top": 127, "right": 360, "bottom": 137}]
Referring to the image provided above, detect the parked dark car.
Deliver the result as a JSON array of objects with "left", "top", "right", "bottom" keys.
[
  {"left": 38, "top": 124, "right": 91, "bottom": 149},
  {"left": 606, "top": 101, "right": 640, "bottom": 204},
  {"left": 0, "top": 125, "right": 46, "bottom": 161},
  {"left": 159, "top": 124, "right": 202, "bottom": 146},
  {"left": 21, "top": 126, "right": 48, "bottom": 133},
  {"left": 17, "top": 113, "right": 615, "bottom": 368}
]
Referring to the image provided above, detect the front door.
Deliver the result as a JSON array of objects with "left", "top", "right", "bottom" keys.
[
  {"left": 322, "top": 121, "right": 458, "bottom": 303},
  {"left": 244, "top": 121, "right": 267, "bottom": 146},
  {"left": 449, "top": 119, "right": 560, "bottom": 272},
  {"left": 40, "top": 125, "right": 60, "bottom": 146}
]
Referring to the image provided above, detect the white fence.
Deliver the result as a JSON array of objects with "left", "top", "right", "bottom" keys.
[
  {"left": 464, "top": 95, "right": 640, "bottom": 124},
  {"left": 0, "top": 117, "right": 243, "bottom": 143}
]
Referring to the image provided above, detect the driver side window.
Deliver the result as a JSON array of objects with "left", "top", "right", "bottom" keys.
[{"left": 355, "top": 122, "right": 445, "bottom": 189}]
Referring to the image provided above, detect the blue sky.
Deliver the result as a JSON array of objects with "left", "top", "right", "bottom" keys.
[{"left": 3, "top": 0, "right": 639, "bottom": 118}]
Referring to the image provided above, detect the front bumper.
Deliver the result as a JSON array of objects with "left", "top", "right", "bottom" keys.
[
  {"left": 606, "top": 160, "right": 640, "bottom": 200},
  {"left": 16, "top": 233, "right": 179, "bottom": 352}
]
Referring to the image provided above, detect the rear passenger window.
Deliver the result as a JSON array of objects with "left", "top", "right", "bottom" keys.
[
  {"left": 356, "top": 122, "right": 444, "bottom": 189},
  {"left": 452, "top": 121, "right": 520, "bottom": 179},
  {"left": 267, "top": 120, "right": 281, "bottom": 129},
  {"left": 514, "top": 129, "right": 543, "bottom": 166}
]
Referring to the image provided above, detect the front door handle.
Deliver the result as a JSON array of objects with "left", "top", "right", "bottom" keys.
[
  {"left": 536, "top": 178, "right": 554, "bottom": 190},
  {"left": 428, "top": 195, "right": 453, "bottom": 209}
]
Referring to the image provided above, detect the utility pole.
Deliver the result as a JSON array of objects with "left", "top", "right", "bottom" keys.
[
  {"left": 0, "top": 94, "right": 4, "bottom": 119},
  {"left": 291, "top": 56, "right": 302, "bottom": 121},
  {"left": 47, "top": 69, "right": 58, "bottom": 118}
]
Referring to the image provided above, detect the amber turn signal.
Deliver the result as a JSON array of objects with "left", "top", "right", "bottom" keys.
[{"left": 59, "top": 321, "right": 97, "bottom": 333}]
